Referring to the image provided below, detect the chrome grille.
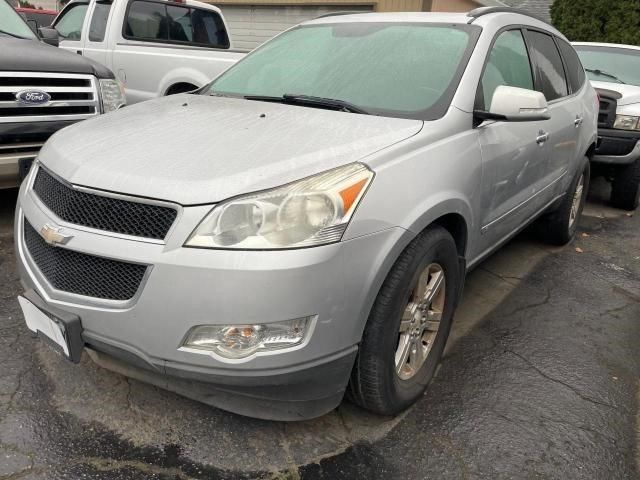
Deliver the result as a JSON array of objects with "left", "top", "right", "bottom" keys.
[
  {"left": 0, "top": 72, "right": 100, "bottom": 123},
  {"left": 33, "top": 166, "right": 178, "bottom": 240},
  {"left": 23, "top": 219, "right": 147, "bottom": 301}
]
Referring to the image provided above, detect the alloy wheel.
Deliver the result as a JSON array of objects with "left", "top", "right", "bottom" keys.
[{"left": 395, "top": 263, "right": 446, "bottom": 380}]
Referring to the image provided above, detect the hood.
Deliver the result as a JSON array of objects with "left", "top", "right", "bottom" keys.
[
  {"left": 39, "top": 95, "right": 423, "bottom": 205},
  {"left": 0, "top": 37, "right": 114, "bottom": 78},
  {"left": 591, "top": 81, "right": 640, "bottom": 106}
]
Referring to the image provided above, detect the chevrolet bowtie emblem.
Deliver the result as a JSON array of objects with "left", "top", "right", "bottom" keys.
[{"left": 40, "top": 224, "right": 72, "bottom": 246}]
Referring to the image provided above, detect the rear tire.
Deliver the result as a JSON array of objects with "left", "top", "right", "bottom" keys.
[
  {"left": 541, "top": 158, "right": 590, "bottom": 246},
  {"left": 348, "top": 226, "right": 460, "bottom": 416},
  {"left": 610, "top": 158, "right": 640, "bottom": 210}
]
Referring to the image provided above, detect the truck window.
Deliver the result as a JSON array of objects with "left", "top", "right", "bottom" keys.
[
  {"left": 191, "top": 8, "right": 228, "bottom": 48},
  {"left": 125, "top": 1, "right": 166, "bottom": 40},
  {"left": 89, "top": 1, "right": 112, "bottom": 42},
  {"left": 55, "top": 3, "right": 88, "bottom": 40},
  {"left": 124, "top": 0, "right": 229, "bottom": 48},
  {"left": 167, "top": 5, "right": 192, "bottom": 42}
]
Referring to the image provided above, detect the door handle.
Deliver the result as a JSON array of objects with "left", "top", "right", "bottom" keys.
[
  {"left": 574, "top": 116, "right": 584, "bottom": 127},
  {"left": 536, "top": 131, "right": 549, "bottom": 145},
  {"left": 76, "top": 50, "right": 82, "bottom": 55}
]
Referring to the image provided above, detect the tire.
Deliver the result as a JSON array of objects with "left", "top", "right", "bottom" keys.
[
  {"left": 540, "top": 158, "right": 590, "bottom": 246},
  {"left": 610, "top": 158, "right": 640, "bottom": 211},
  {"left": 348, "top": 226, "right": 461, "bottom": 416}
]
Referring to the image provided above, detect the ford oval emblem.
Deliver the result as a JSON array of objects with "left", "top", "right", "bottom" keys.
[{"left": 15, "top": 89, "right": 51, "bottom": 105}]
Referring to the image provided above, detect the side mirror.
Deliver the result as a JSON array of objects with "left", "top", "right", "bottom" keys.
[
  {"left": 38, "top": 27, "right": 60, "bottom": 47},
  {"left": 476, "top": 86, "right": 550, "bottom": 122}
]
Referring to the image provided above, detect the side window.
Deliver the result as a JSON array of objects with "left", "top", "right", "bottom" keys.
[
  {"left": 191, "top": 8, "right": 229, "bottom": 48},
  {"left": 167, "top": 5, "right": 192, "bottom": 42},
  {"left": 88, "top": 1, "right": 112, "bottom": 42},
  {"left": 125, "top": 1, "right": 167, "bottom": 41},
  {"left": 526, "top": 30, "right": 568, "bottom": 101},
  {"left": 556, "top": 38, "right": 586, "bottom": 93},
  {"left": 124, "top": 1, "right": 229, "bottom": 48},
  {"left": 54, "top": 3, "right": 88, "bottom": 40},
  {"left": 480, "top": 29, "right": 534, "bottom": 110}
]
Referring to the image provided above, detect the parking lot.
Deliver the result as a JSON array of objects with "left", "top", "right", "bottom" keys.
[{"left": 0, "top": 177, "right": 638, "bottom": 479}]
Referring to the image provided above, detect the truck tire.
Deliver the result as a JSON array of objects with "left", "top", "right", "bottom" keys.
[
  {"left": 348, "top": 226, "right": 460, "bottom": 416},
  {"left": 610, "top": 158, "right": 640, "bottom": 210},
  {"left": 541, "top": 158, "right": 590, "bottom": 246},
  {"left": 166, "top": 83, "right": 198, "bottom": 95}
]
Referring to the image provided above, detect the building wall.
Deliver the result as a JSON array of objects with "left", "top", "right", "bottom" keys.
[
  {"left": 431, "top": 0, "right": 479, "bottom": 12},
  {"left": 212, "top": 0, "right": 481, "bottom": 13},
  {"left": 212, "top": 0, "right": 425, "bottom": 12}
]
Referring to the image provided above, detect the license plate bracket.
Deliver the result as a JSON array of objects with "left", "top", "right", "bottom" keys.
[{"left": 18, "top": 289, "right": 84, "bottom": 363}]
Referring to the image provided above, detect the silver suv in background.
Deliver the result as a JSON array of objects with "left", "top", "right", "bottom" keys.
[
  {"left": 574, "top": 42, "right": 640, "bottom": 210},
  {"left": 15, "top": 7, "right": 597, "bottom": 420}
]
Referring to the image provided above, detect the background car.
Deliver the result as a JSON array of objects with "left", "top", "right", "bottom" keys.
[
  {"left": 0, "top": 0, "right": 124, "bottom": 189},
  {"left": 51, "top": 0, "right": 246, "bottom": 104},
  {"left": 15, "top": 7, "right": 57, "bottom": 28},
  {"left": 574, "top": 42, "right": 640, "bottom": 210}
]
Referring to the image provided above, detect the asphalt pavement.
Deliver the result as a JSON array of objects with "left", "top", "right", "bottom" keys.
[{"left": 1, "top": 177, "right": 639, "bottom": 480}]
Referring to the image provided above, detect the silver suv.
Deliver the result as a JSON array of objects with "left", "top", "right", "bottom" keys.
[{"left": 15, "top": 7, "right": 597, "bottom": 420}]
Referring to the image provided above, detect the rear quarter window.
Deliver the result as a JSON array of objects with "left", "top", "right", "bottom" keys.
[
  {"left": 556, "top": 38, "right": 586, "bottom": 93},
  {"left": 124, "top": 0, "right": 229, "bottom": 48},
  {"left": 526, "top": 30, "right": 569, "bottom": 101}
]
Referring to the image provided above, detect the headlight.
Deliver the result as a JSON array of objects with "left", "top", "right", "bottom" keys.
[
  {"left": 99, "top": 79, "right": 126, "bottom": 113},
  {"left": 181, "top": 317, "right": 313, "bottom": 359},
  {"left": 185, "top": 163, "right": 374, "bottom": 249},
  {"left": 613, "top": 115, "right": 640, "bottom": 131}
]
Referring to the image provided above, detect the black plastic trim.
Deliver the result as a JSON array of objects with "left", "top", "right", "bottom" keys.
[{"left": 598, "top": 128, "right": 640, "bottom": 140}]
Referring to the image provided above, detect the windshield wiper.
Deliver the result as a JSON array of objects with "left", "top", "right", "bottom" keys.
[
  {"left": 585, "top": 68, "right": 626, "bottom": 84},
  {"left": 0, "top": 29, "right": 26, "bottom": 40},
  {"left": 243, "top": 94, "right": 370, "bottom": 114}
]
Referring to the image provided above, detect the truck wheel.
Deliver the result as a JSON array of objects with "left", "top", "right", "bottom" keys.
[
  {"left": 348, "top": 226, "right": 460, "bottom": 416},
  {"left": 541, "top": 158, "right": 590, "bottom": 246},
  {"left": 166, "top": 83, "right": 198, "bottom": 95},
  {"left": 610, "top": 158, "right": 640, "bottom": 210}
]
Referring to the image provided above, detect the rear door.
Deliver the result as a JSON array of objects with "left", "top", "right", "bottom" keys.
[
  {"left": 525, "top": 29, "right": 580, "bottom": 196},
  {"left": 476, "top": 28, "right": 551, "bottom": 252}
]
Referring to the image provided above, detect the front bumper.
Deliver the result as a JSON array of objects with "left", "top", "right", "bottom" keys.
[
  {"left": 593, "top": 128, "right": 640, "bottom": 165},
  {"left": 15, "top": 174, "right": 407, "bottom": 419}
]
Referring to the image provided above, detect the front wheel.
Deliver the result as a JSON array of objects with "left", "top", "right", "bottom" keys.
[
  {"left": 348, "top": 226, "right": 461, "bottom": 416},
  {"left": 610, "top": 158, "right": 640, "bottom": 210}
]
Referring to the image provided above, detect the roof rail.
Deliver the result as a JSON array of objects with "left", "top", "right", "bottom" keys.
[
  {"left": 313, "top": 11, "right": 371, "bottom": 20},
  {"left": 467, "top": 6, "right": 550, "bottom": 25}
]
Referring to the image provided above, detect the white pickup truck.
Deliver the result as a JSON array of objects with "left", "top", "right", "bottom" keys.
[{"left": 51, "top": 0, "right": 246, "bottom": 104}]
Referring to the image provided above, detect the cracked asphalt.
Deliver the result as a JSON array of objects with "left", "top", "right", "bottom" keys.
[{"left": 1, "top": 177, "right": 639, "bottom": 479}]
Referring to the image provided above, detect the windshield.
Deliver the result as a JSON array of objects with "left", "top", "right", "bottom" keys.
[
  {"left": 0, "top": 0, "right": 38, "bottom": 39},
  {"left": 204, "top": 22, "right": 480, "bottom": 120},
  {"left": 575, "top": 45, "right": 640, "bottom": 87}
]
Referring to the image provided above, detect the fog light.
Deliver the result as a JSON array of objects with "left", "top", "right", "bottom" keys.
[{"left": 181, "top": 317, "right": 313, "bottom": 359}]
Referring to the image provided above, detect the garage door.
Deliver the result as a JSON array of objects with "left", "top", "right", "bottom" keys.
[{"left": 219, "top": 5, "right": 374, "bottom": 50}]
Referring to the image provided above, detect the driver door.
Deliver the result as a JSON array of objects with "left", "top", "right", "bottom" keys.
[{"left": 52, "top": 1, "right": 89, "bottom": 55}]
